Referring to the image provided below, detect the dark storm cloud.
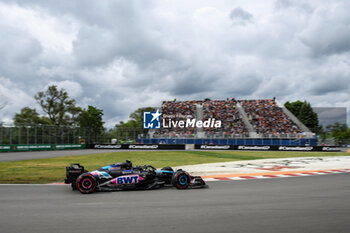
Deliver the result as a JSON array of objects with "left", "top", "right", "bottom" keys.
[
  {"left": 70, "top": 1, "right": 163, "bottom": 67},
  {"left": 207, "top": 71, "right": 264, "bottom": 98},
  {"left": 275, "top": 0, "right": 313, "bottom": 13},
  {"left": 0, "top": 26, "right": 42, "bottom": 81},
  {"left": 301, "top": 31, "right": 350, "bottom": 57},
  {"left": 229, "top": 7, "right": 253, "bottom": 25},
  {"left": 168, "top": 70, "right": 214, "bottom": 95},
  {"left": 298, "top": 1, "right": 350, "bottom": 57},
  {"left": 310, "top": 76, "right": 350, "bottom": 96},
  {"left": 73, "top": 26, "right": 117, "bottom": 67}
]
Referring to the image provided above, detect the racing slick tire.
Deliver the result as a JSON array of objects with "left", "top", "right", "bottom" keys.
[
  {"left": 172, "top": 170, "right": 191, "bottom": 189},
  {"left": 77, "top": 174, "right": 97, "bottom": 194}
]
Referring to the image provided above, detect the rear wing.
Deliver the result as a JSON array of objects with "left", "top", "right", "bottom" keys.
[{"left": 64, "top": 164, "right": 87, "bottom": 184}]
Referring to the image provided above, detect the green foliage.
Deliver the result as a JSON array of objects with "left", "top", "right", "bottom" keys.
[
  {"left": 10, "top": 86, "right": 108, "bottom": 144},
  {"left": 284, "top": 100, "right": 319, "bottom": 132},
  {"left": 79, "top": 106, "right": 104, "bottom": 129},
  {"left": 79, "top": 106, "right": 105, "bottom": 141},
  {"left": 297, "top": 102, "right": 319, "bottom": 130},
  {"left": 127, "top": 107, "right": 157, "bottom": 128},
  {"left": 284, "top": 101, "right": 304, "bottom": 117},
  {"left": 34, "top": 85, "right": 82, "bottom": 126},
  {"left": 12, "top": 86, "right": 106, "bottom": 142},
  {"left": 326, "top": 122, "right": 350, "bottom": 143},
  {"left": 114, "top": 107, "right": 156, "bottom": 142},
  {"left": 14, "top": 107, "right": 51, "bottom": 125}
]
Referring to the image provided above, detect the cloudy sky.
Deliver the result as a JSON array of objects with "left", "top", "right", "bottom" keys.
[{"left": 0, "top": 0, "right": 349, "bottom": 127}]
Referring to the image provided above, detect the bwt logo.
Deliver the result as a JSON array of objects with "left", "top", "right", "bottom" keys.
[
  {"left": 116, "top": 175, "right": 139, "bottom": 185},
  {"left": 143, "top": 110, "right": 161, "bottom": 129},
  {"left": 110, "top": 175, "right": 141, "bottom": 185}
]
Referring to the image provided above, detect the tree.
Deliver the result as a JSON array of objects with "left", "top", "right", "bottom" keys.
[
  {"left": 297, "top": 102, "right": 319, "bottom": 131},
  {"left": 284, "top": 100, "right": 319, "bottom": 132},
  {"left": 284, "top": 101, "right": 304, "bottom": 117},
  {"left": 130, "top": 107, "right": 157, "bottom": 126},
  {"left": 115, "top": 107, "right": 156, "bottom": 142},
  {"left": 116, "top": 107, "right": 156, "bottom": 129},
  {"left": 14, "top": 107, "right": 51, "bottom": 125},
  {"left": 326, "top": 122, "right": 350, "bottom": 143},
  {"left": 34, "top": 85, "right": 81, "bottom": 126},
  {"left": 79, "top": 106, "right": 105, "bottom": 141}
]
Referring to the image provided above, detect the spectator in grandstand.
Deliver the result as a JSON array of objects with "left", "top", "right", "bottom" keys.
[
  {"left": 152, "top": 98, "right": 301, "bottom": 139},
  {"left": 154, "top": 99, "right": 248, "bottom": 138},
  {"left": 240, "top": 99, "right": 302, "bottom": 136}
]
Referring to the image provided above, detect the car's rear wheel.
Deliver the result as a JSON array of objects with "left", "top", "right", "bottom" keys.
[
  {"left": 172, "top": 170, "right": 191, "bottom": 189},
  {"left": 77, "top": 174, "right": 97, "bottom": 194}
]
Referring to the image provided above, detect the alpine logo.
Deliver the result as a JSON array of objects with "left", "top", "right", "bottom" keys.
[{"left": 90, "top": 170, "right": 112, "bottom": 179}]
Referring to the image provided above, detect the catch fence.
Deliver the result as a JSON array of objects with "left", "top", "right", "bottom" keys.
[
  {"left": 0, "top": 125, "right": 104, "bottom": 145},
  {"left": 1, "top": 125, "right": 341, "bottom": 146},
  {"left": 0, "top": 125, "right": 146, "bottom": 145}
]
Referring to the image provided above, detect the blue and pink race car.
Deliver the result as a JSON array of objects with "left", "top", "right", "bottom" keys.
[{"left": 65, "top": 160, "right": 207, "bottom": 194}]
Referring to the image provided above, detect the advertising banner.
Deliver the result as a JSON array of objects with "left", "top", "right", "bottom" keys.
[
  {"left": 92, "top": 144, "right": 341, "bottom": 152},
  {"left": 92, "top": 144, "right": 185, "bottom": 150},
  {"left": 0, "top": 144, "right": 85, "bottom": 152}
]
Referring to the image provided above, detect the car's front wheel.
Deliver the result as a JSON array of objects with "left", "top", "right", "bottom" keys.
[
  {"left": 172, "top": 170, "right": 191, "bottom": 189},
  {"left": 77, "top": 174, "right": 97, "bottom": 194}
]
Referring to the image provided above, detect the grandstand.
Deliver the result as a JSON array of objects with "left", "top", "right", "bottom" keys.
[
  {"left": 153, "top": 99, "right": 249, "bottom": 138},
  {"left": 240, "top": 99, "right": 302, "bottom": 137},
  {"left": 143, "top": 98, "right": 316, "bottom": 146}
]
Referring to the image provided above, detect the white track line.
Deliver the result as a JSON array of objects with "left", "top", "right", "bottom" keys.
[{"left": 203, "top": 170, "right": 350, "bottom": 182}]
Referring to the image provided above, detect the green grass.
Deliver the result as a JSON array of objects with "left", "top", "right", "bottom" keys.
[{"left": 0, "top": 150, "right": 348, "bottom": 184}]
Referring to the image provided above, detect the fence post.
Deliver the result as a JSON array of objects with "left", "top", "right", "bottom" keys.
[
  {"left": 83, "top": 128, "right": 86, "bottom": 144},
  {"left": 34, "top": 126, "right": 37, "bottom": 144},
  {"left": 26, "top": 127, "right": 29, "bottom": 144},
  {"left": 18, "top": 127, "right": 21, "bottom": 144},
  {"left": 56, "top": 126, "right": 58, "bottom": 144},
  {"left": 48, "top": 126, "right": 51, "bottom": 144},
  {"left": 72, "top": 127, "right": 75, "bottom": 144},
  {"left": 42, "top": 126, "right": 44, "bottom": 144}
]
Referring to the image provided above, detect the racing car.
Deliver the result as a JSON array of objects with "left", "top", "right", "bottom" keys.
[{"left": 65, "top": 160, "right": 207, "bottom": 194}]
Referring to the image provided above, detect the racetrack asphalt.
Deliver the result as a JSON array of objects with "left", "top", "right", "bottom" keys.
[{"left": 1, "top": 173, "right": 350, "bottom": 233}]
